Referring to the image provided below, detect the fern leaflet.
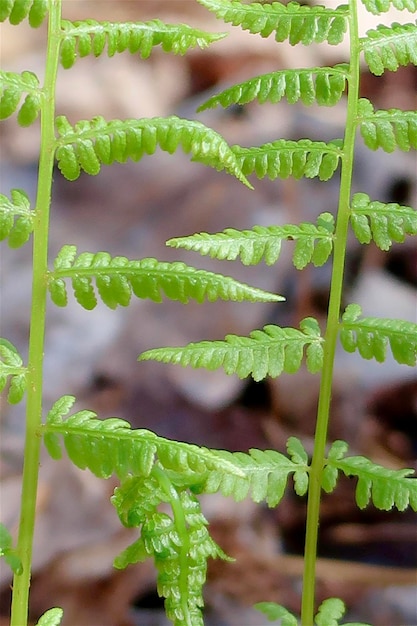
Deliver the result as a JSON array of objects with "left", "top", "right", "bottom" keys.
[
  {"left": 198, "top": 65, "right": 349, "bottom": 111},
  {"left": 34, "top": 608, "right": 63, "bottom": 626},
  {"left": 357, "top": 98, "right": 417, "bottom": 152},
  {"left": 140, "top": 317, "right": 324, "bottom": 381},
  {"left": 0, "top": 338, "right": 27, "bottom": 404},
  {"left": 167, "top": 212, "right": 335, "bottom": 270},
  {"left": 43, "top": 395, "right": 245, "bottom": 481},
  {"left": 315, "top": 597, "right": 371, "bottom": 626},
  {"left": 200, "top": 437, "right": 309, "bottom": 506},
  {"left": 350, "top": 192, "right": 417, "bottom": 250},
  {"left": 197, "top": 0, "right": 348, "bottom": 45},
  {"left": 59, "top": 19, "right": 227, "bottom": 69},
  {"left": 255, "top": 602, "right": 299, "bottom": 626},
  {"left": 0, "top": 0, "right": 47, "bottom": 26},
  {"left": 0, "top": 523, "right": 23, "bottom": 575},
  {"left": 324, "top": 441, "right": 417, "bottom": 512},
  {"left": 340, "top": 303, "right": 417, "bottom": 366},
  {"left": 231, "top": 138, "right": 342, "bottom": 182},
  {"left": 0, "top": 70, "right": 41, "bottom": 126},
  {"left": 360, "top": 0, "right": 417, "bottom": 15},
  {"left": 54, "top": 114, "right": 251, "bottom": 186},
  {"left": 0, "top": 188, "right": 34, "bottom": 247},
  {"left": 48, "top": 245, "right": 283, "bottom": 310},
  {"left": 361, "top": 21, "right": 417, "bottom": 76}
]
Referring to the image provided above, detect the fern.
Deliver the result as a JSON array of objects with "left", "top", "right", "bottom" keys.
[
  {"left": 361, "top": 21, "right": 417, "bottom": 75},
  {"left": 0, "top": 338, "right": 27, "bottom": 404},
  {"left": 0, "top": 523, "right": 23, "bottom": 576},
  {"left": 231, "top": 138, "right": 342, "bottom": 181},
  {"left": 198, "top": 65, "right": 349, "bottom": 110},
  {"left": 340, "top": 303, "right": 417, "bottom": 366},
  {"left": 140, "top": 317, "right": 324, "bottom": 381},
  {"left": 324, "top": 441, "right": 417, "bottom": 512},
  {"left": 360, "top": 0, "right": 417, "bottom": 15},
  {"left": 357, "top": 98, "right": 417, "bottom": 152},
  {"left": 34, "top": 609, "right": 63, "bottom": 626},
  {"left": 43, "top": 395, "right": 246, "bottom": 481},
  {"left": 255, "top": 597, "right": 371, "bottom": 626},
  {"left": 0, "top": 70, "right": 41, "bottom": 126},
  {"left": 350, "top": 192, "right": 417, "bottom": 250},
  {"left": 48, "top": 244, "right": 283, "bottom": 310},
  {"left": 0, "top": 188, "right": 34, "bottom": 247},
  {"left": 167, "top": 212, "right": 335, "bottom": 269},
  {"left": 54, "top": 114, "right": 251, "bottom": 185},
  {"left": 197, "top": 0, "right": 348, "bottom": 45},
  {"left": 0, "top": 0, "right": 47, "bottom": 26},
  {"left": 59, "top": 19, "right": 226, "bottom": 69}
]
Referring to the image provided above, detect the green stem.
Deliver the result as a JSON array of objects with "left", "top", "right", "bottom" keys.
[
  {"left": 10, "top": 2, "right": 61, "bottom": 625},
  {"left": 300, "top": 1, "right": 360, "bottom": 624}
]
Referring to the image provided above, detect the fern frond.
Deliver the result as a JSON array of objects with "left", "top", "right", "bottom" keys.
[
  {"left": 167, "top": 212, "right": 335, "bottom": 270},
  {"left": 0, "top": 0, "right": 47, "bottom": 26},
  {"left": 231, "top": 139, "right": 342, "bottom": 182},
  {"left": 361, "top": 21, "right": 417, "bottom": 76},
  {"left": 198, "top": 65, "right": 349, "bottom": 111},
  {"left": 48, "top": 245, "right": 283, "bottom": 310},
  {"left": 0, "top": 338, "right": 27, "bottom": 404},
  {"left": 325, "top": 440, "right": 417, "bottom": 511},
  {"left": 360, "top": 0, "right": 417, "bottom": 15},
  {"left": 59, "top": 19, "right": 227, "bottom": 69},
  {"left": 0, "top": 70, "right": 41, "bottom": 126},
  {"left": 140, "top": 318, "right": 324, "bottom": 381},
  {"left": 340, "top": 303, "right": 417, "bottom": 366},
  {"left": 54, "top": 114, "right": 251, "bottom": 186},
  {"left": 0, "top": 188, "right": 34, "bottom": 247},
  {"left": 357, "top": 98, "right": 417, "bottom": 152},
  {"left": 43, "top": 395, "right": 245, "bottom": 481},
  {"left": 350, "top": 192, "right": 417, "bottom": 250},
  {"left": 202, "top": 437, "right": 308, "bottom": 506},
  {"left": 197, "top": 0, "right": 348, "bottom": 45}
]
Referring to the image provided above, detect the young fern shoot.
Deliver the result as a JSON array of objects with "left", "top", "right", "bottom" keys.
[{"left": 0, "top": 1, "right": 416, "bottom": 626}]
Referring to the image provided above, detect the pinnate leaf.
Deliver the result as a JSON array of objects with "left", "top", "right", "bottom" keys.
[
  {"left": 55, "top": 115, "right": 251, "bottom": 186},
  {"left": 360, "top": 0, "right": 417, "bottom": 15},
  {"left": 361, "top": 21, "right": 417, "bottom": 75},
  {"left": 0, "top": 0, "right": 48, "bottom": 26},
  {"left": 232, "top": 139, "right": 342, "bottom": 182},
  {"left": 48, "top": 245, "right": 283, "bottom": 310},
  {"left": 59, "top": 19, "right": 227, "bottom": 68},
  {"left": 140, "top": 318, "right": 324, "bottom": 381},
  {"left": 340, "top": 303, "right": 417, "bottom": 366},
  {"left": 0, "top": 338, "right": 27, "bottom": 404},
  {"left": 168, "top": 212, "right": 335, "bottom": 270},
  {"left": 0, "top": 70, "right": 41, "bottom": 125},
  {"left": 197, "top": 0, "right": 348, "bottom": 45},
  {"left": 198, "top": 65, "right": 348, "bottom": 111},
  {"left": 0, "top": 188, "right": 34, "bottom": 247},
  {"left": 350, "top": 192, "right": 417, "bottom": 250},
  {"left": 357, "top": 98, "right": 417, "bottom": 152}
]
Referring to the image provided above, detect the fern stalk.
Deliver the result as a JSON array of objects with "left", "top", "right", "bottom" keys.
[
  {"left": 301, "top": 1, "right": 361, "bottom": 624},
  {"left": 10, "top": 2, "right": 61, "bottom": 624}
]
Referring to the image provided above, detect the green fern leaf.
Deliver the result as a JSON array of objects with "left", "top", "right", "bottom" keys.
[
  {"left": 357, "top": 98, "right": 417, "bottom": 152},
  {"left": 0, "top": 188, "right": 34, "bottom": 247},
  {"left": 34, "top": 608, "right": 64, "bottom": 626},
  {"left": 43, "top": 396, "right": 245, "bottom": 480},
  {"left": 167, "top": 212, "right": 335, "bottom": 270},
  {"left": 197, "top": 0, "right": 348, "bottom": 45},
  {"left": 327, "top": 444, "right": 417, "bottom": 511},
  {"left": 54, "top": 114, "right": 251, "bottom": 186},
  {"left": 0, "top": 523, "right": 23, "bottom": 576},
  {"left": 340, "top": 303, "right": 417, "bottom": 366},
  {"left": 361, "top": 21, "right": 417, "bottom": 76},
  {"left": 140, "top": 318, "right": 324, "bottom": 382},
  {"left": 360, "top": 0, "right": 417, "bottom": 15},
  {"left": 231, "top": 139, "right": 342, "bottom": 182},
  {"left": 0, "top": 338, "right": 27, "bottom": 404},
  {"left": 48, "top": 245, "right": 283, "bottom": 310},
  {"left": 0, "top": 0, "right": 47, "bottom": 26},
  {"left": 0, "top": 70, "right": 41, "bottom": 125},
  {"left": 314, "top": 597, "right": 371, "bottom": 626},
  {"left": 350, "top": 192, "right": 417, "bottom": 250},
  {"left": 202, "top": 444, "right": 308, "bottom": 506},
  {"left": 198, "top": 65, "right": 349, "bottom": 111},
  {"left": 59, "top": 19, "right": 227, "bottom": 68},
  {"left": 255, "top": 602, "right": 298, "bottom": 626}
]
